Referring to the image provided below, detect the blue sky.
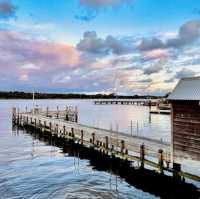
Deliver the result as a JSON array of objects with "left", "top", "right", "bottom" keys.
[{"left": 0, "top": 0, "right": 200, "bottom": 95}]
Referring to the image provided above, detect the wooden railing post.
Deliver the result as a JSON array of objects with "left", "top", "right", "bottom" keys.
[
  {"left": 63, "top": 125, "right": 66, "bottom": 136},
  {"left": 71, "top": 128, "right": 74, "bottom": 139},
  {"left": 49, "top": 122, "right": 52, "bottom": 133},
  {"left": 56, "top": 106, "right": 59, "bottom": 118},
  {"left": 92, "top": 133, "right": 95, "bottom": 145},
  {"left": 173, "top": 163, "right": 181, "bottom": 181},
  {"left": 121, "top": 140, "right": 125, "bottom": 154},
  {"left": 34, "top": 118, "right": 37, "bottom": 128},
  {"left": 46, "top": 107, "right": 49, "bottom": 117},
  {"left": 105, "top": 136, "right": 109, "bottom": 150},
  {"left": 44, "top": 121, "right": 46, "bottom": 128},
  {"left": 56, "top": 124, "right": 59, "bottom": 134},
  {"left": 81, "top": 130, "right": 83, "bottom": 144},
  {"left": 140, "top": 144, "right": 145, "bottom": 169},
  {"left": 158, "top": 149, "right": 164, "bottom": 174}
]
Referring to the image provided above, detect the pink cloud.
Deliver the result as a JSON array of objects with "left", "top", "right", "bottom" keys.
[
  {"left": 19, "top": 74, "right": 29, "bottom": 81},
  {"left": 0, "top": 30, "right": 80, "bottom": 76},
  {"left": 143, "top": 49, "right": 169, "bottom": 61}
]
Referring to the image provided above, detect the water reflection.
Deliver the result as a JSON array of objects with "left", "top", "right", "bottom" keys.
[{"left": 12, "top": 125, "right": 199, "bottom": 199}]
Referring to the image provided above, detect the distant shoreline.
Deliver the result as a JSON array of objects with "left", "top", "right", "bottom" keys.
[{"left": 0, "top": 91, "right": 165, "bottom": 100}]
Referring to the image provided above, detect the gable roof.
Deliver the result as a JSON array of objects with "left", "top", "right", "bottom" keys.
[{"left": 168, "top": 76, "right": 200, "bottom": 101}]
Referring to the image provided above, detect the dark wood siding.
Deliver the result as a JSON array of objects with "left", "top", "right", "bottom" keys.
[{"left": 172, "top": 101, "right": 200, "bottom": 161}]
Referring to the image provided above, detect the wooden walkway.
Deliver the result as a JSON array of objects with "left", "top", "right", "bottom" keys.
[
  {"left": 12, "top": 107, "right": 200, "bottom": 182},
  {"left": 94, "top": 99, "right": 158, "bottom": 106}
]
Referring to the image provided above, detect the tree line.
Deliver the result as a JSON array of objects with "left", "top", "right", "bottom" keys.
[{"left": 0, "top": 91, "right": 165, "bottom": 99}]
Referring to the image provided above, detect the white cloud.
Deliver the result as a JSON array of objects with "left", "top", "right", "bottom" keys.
[{"left": 20, "top": 63, "right": 40, "bottom": 70}]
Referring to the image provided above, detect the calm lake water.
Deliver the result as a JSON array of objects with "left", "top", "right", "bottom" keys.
[{"left": 0, "top": 99, "right": 198, "bottom": 199}]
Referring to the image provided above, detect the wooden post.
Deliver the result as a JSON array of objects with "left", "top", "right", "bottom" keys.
[
  {"left": 71, "top": 128, "right": 74, "bottom": 139},
  {"left": 81, "top": 130, "right": 83, "bottom": 144},
  {"left": 166, "top": 152, "right": 170, "bottom": 169},
  {"left": 12, "top": 107, "right": 16, "bottom": 118},
  {"left": 56, "top": 124, "right": 59, "bottom": 134},
  {"left": 75, "top": 113, "right": 78, "bottom": 123},
  {"left": 125, "top": 148, "right": 128, "bottom": 155},
  {"left": 140, "top": 144, "right": 145, "bottom": 169},
  {"left": 105, "top": 136, "right": 109, "bottom": 149},
  {"left": 137, "top": 121, "right": 139, "bottom": 136},
  {"left": 75, "top": 106, "right": 78, "bottom": 123},
  {"left": 49, "top": 122, "right": 52, "bottom": 133},
  {"left": 158, "top": 149, "right": 164, "bottom": 174},
  {"left": 121, "top": 140, "right": 125, "bottom": 154},
  {"left": 130, "top": 120, "right": 133, "bottom": 136},
  {"left": 92, "top": 133, "right": 95, "bottom": 145},
  {"left": 44, "top": 121, "right": 46, "bottom": 128},
  {"left": 20, "top": 115, "right": 22, "bottom": 125},
  {"left": 173, "top": 163, "right": 181, "bottom": 181},
  {"left": 56, "top": 106, "right": 59, "bottom": 118},
  {"left": 46, "top": 107, "right": 49, "bottom": 117},
  {"left": 63, "top": 126, "right": 66, "bottom": 136}
]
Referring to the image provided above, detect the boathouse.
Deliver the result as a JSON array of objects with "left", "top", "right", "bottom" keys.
[{"left": 168, "top": 77, "right": 200, "bottom": 161}]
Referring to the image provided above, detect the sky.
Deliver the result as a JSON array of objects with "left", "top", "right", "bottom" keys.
[{"left": 0, "top": 0, "right": 200, "bottom": 95}]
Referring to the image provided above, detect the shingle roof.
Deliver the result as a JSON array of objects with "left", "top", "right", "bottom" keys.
[{"left": 168, "top": 76, "right": 200, "bottom": 101}]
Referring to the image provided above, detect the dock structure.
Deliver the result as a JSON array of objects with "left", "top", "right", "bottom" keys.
[
  {"left": 150, "top": 110, "right": 171, "bottom": 115},
  {"left": 12, "top": 106, "right": 200, "bottom": 183},
  {"left": 168, "top": 77, "right": 200, "bottom": 161},
  {"left": 94, "top": 99, "right": 158, "bottom": 106}
]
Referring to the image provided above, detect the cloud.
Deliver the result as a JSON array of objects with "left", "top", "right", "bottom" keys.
[
  {"left": 77, "top": 31, "right": 107, "bottom": 55},
  {"left": 77, "top": 31, "right": 134, "bottom": 55},
  {"left": 138, "top": 20, "right": 200, "bottom": 51},
  {"left": 0, "top": 30, "right": 80, "bottom": 85},
  {"left": 137, "top": 78, "right": 152, "bottom": 83},
  {"left": 138, "top": 38, "right": 165, "bottom": 51},
  {"left": 143, "top": 61, "right": 164, "bottom": 75},
  {"left": 0, "top": 0, "right": 16, "bottom": 20},
  {"left": 142, "top": 49, "right": 169, "bottom": 61},
  {"left": 167, "top": 20, "right": 200, "bottom": 48},
  {"left": 106, "top": 35, "right": 134, "bottom": 55},
  {"left": 175, "top": 68, "right": 196, "bottom": 79},
  {"left": 20, "top": 63, "right": 40, "bottom": 70}
]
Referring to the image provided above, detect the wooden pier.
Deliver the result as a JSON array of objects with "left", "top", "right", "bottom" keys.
[
  {"left": 150, "top": 110, "right": 171, "bottom": 115},
  {"left": 12, "top": 106, "right": 200, "bottom": 183},
  {"left": 94, "top": 99, "right": 158, "bottom": 106}
]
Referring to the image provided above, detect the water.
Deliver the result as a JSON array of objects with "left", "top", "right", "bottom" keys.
[{"left": 0, "top": 99, "right": 197, "bottom": 199}]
